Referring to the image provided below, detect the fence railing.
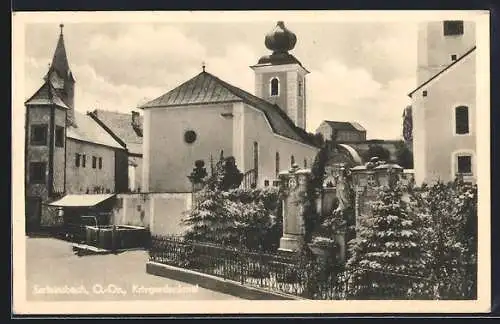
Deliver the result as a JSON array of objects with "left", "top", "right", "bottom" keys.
[
  {"left": 242, "top": 169, "right": 257, "bottom": 189},
  {"left": 148, "top": 235, "right": 437, "bottom": 300}
]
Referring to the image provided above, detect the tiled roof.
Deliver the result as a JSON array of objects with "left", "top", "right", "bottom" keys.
[
  {"left": 90, "top": 110, "right": 143, "bottom": 155},
  {"left": 139, "top": 71, "right": 316, "bottom": 146},
  {"left": 324, "top": 120, "right": 366, "bottom": 132},
  {"left": 25, "top": 81, "right": 70, "bottom": 109},
  {"left": 67, "top": 111, "right": 125, "bottom": 149}
]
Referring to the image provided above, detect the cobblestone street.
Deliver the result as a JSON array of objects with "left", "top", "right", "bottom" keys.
[{"left": 25, "top": 237, "right": 241, "bottom": 301}]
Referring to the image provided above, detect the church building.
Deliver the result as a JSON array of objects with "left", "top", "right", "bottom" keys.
[
  {"left": 409, "top": 20, "right": 476, "bottom": 185},
  {"left": 139, "top": 21, "right": 320, "bottom": 193},
  {"left": 24, "top": 25, "right": 129, "bottom": 232}
]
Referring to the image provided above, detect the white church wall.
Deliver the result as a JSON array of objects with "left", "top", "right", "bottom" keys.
[
  {"left": 143, "top": 103, "right": 235, "bottom": 193},
  {"left": 412, "top": 50, "right": 476, "bottom": 185},
  {"left": 242, "top": 103, "right": 319, "bottom": 186}
]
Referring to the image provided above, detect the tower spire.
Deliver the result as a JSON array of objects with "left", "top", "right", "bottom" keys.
[{"left": 59, "top": 23, "right": 64, "bottom": 35}]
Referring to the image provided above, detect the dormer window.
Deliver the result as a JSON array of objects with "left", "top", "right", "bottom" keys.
[{"left": 270, "top": 77, "right": 279, "bottom": 96}]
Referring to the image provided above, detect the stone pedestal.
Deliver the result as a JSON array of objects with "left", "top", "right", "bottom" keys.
[
  {"left": 278, "top": 165, "right": 312, "bottom": 253},
  {"left": 350, "top": 158, "right": 404, "bottom": 230}
]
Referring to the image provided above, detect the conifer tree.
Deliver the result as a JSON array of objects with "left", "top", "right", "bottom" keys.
[{"left": 346, "top": 181, "right": 425, "bottom": 299}]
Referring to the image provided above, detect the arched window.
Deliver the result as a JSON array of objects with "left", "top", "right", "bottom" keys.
[
  {"left": 290, "top": 155, "right": 295, "bottom": 167},
  {"left": 270, "top": 78, "right": 279, "bottom": 96},
  {"left": 253, "top": 141, "right": 259, "bottom": 171},
  {"left": 455, "top": 106, "right": 469, "bottom": 135},
  {"left": 275, "top": 152, "right": 280, "bottom": 177}
]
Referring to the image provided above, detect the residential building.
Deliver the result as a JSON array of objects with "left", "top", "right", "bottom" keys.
[
  {"left": 24, "top": 25, "right": 128, "bottom": 231},
  {"left": 315, "top": 120, "right": 367, "bottom": 143},
  {"left": 409, "top": 20, "right": 476, "bottom": 185},
  {"left": 88, "top": 109, "right": 144, "bottom": 192}
]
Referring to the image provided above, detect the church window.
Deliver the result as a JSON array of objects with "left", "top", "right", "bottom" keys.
[
  {"left": 92, "top": 156, "right": 97, "bottom": 169},
  {"left": 422, "top": 90, "right": 428, "bottom": 97},
  {"left": 304, "top": 158, "right": 307, "bottom": 168},
  {"left": 298, "top": 80, "right": 303, "bottom": 96},
  {"left": 270, "top": 78, "right": 279, "bottom": 96},
  {"left": 75, "top": 153, "right": 80, "bottom": 167},
  {"left": 290, "top": 155, "right": 295, "bottom": 166},
  {"left": 29, "top": 162, "right": 46, "bottom": 184},
  {"left": 184, "top": 130, "right": 197, "bottom": 144},
  {"left": 82, "top": 154, "right": 86, "bottom": 168},
  {"left": 264, "top": 180, "right": 269, "bottom": 187},
  {"left": 55, "top": 126, "right": 64, "bottom": 147},
  {"left": 455, "top": 106, "right": 469, "bottom": 135},
  {"left": 451, "top": 54, "right": 457, "bottom": 61},
  {"left": 443, "top": 21, "right": 464, "bottom": 36},
  {"left": 30, "top": 124, "right": 48, "bottom": 146},
  {"left": 99, "top": 157, "right": 103, "bottom": 169},
  {"left": 275, "top": 152, "right": 280, "bottom": 177},
  {"left": 253, "top": 141, "right": 259, "bottom": 171}
]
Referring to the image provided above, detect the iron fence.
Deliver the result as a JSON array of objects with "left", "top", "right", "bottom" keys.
[{"left": 148, "top": 235, "right": 439, "bottom": 300}]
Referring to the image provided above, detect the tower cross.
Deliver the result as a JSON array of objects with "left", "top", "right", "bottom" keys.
[
  {"left": 202, "top": 61, "right": 206, "bottom": 72},
  {"left": 59, "top": 24, "right": 64, "bottom": 35}
]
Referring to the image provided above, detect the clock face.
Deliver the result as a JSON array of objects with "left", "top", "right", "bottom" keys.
[{"left": 288, "top": 177, "right": 298, "bottom": 189}]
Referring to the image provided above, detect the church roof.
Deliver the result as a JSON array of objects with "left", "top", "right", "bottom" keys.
[
  {"left": 88, "top": 109, "right": 143, "bottom": 155},
  {"left": 139, "top": 71, "right": 316, "bottom": 146},
  {"left": 24, "top": 80, "right": 70, "bottom": 109},
  {"left": 67, "top": 111, "right": 126, "bottom": 149},
  {"left": 323, "top": 120, "right": 366, "bottom": 132}
]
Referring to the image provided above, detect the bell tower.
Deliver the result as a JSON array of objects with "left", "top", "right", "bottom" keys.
[{"left": 251, "top": 21, "right": 309, "bottom": 130}]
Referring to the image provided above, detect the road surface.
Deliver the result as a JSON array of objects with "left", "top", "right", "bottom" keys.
[{"left": 25, "top": 237, "right": 241, "bottom": 301}]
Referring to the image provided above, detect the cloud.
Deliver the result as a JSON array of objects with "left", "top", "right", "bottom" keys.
[{"left": 306, "top": 58, "right": 414, "bottom": 139}]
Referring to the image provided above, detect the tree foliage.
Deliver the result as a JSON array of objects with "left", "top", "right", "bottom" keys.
[
  {"left": 403, "top": 105, "right": 412, "bottom": 143},
  {"left": 346, "top": 182, "right": 426, "bottom": 299},
  {"left": 362, "top": 144, "right": 391, "bottom": 163},
  {"left": 394, "top": 140, "right": 414, "bottom": 169}
]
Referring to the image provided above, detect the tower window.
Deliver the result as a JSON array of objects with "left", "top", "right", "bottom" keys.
[
  {"left": 451, "top": 54, "right": 457, "bottom": 61},
  {"left": 92, "top": 156, "right": 97, "bottom": 169},
  {"left": 298, "top": 80, "right": 303, "bottom": 97},
  {"left": 270, "top": 78, "right": 279, "bottom": 96},
  {"left": 29, "top": 162, "right": 46, "bottom": 184},
  {"left": 455, "top": 106, "right": 469, "bottom": 135},
  {"left": 30, "top": 124, "right": 48, "bottom": 146},
  {"left": 253, "top": 141, "right": 259, "bottom": 171},
  {"left": 98, "top": 157, "right": 103, "bottom": 169},
  {"left": 55, "top": 126, "right": 64, "bottom": 147},
  {"left": 75, "top": 153, "right": 80, "bottom": 167},
  {"left": 422, "top": 90, "right": 428, "bottom": 97},
  {"left": 443, "top": 20, "right": 464, "bottom": 36}
]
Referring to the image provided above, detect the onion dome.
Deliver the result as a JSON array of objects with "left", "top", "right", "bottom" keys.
[{"left": 265, "top": 21, "right": 297, "bottom": 54}]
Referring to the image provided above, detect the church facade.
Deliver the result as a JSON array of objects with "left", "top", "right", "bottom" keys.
[
  {"left": 24, "top": 25, "right": 129, "bottom": 231},
  {"left": 409, "top": 20, "right": 476, "bottom": 185},
  {"left": 140, "top": 21, "right": 320, "bottom": 193}
]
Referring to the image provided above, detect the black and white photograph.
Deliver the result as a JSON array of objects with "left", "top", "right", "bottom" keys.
[{"left": 12, "top": 10, "right": 491, "bottom": 314}]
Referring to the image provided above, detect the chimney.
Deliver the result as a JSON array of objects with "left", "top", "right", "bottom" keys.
[{"left": 131, "top": 111, "right": 143, "bottom": 137}]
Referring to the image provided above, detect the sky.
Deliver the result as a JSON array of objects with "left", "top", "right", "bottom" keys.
[{"left": 24, "top": 21, "right": 418, "bottom": 140}]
